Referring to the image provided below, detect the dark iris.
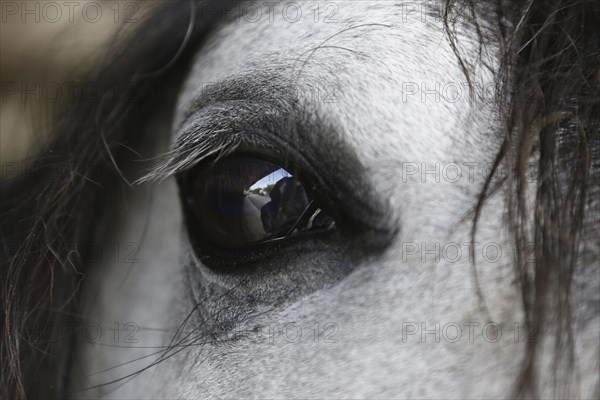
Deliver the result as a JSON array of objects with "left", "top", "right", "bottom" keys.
[{"left": 186, "top": 156, "right": 335, "bottom": 248}]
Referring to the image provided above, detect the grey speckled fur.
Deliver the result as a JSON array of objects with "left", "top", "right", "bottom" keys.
[{"left": 70, "top": 2, "right": 599, "bottom": 398}]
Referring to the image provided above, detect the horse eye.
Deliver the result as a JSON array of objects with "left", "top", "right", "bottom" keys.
[{"left": 186, "top": 156, "right": 335, "bottom": 248}]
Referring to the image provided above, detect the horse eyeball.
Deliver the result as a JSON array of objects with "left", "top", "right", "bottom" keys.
[{"left": 186, "top": 156, "right": 335, "bottom": 248}]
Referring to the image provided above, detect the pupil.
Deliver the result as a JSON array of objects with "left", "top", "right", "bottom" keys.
[{"left": 189, "top": 156, "right": 332, "bottom": 247}]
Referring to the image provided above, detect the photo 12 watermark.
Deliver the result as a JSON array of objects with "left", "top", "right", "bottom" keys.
[
  {"left": 1, "top": 81, "right": 140, "bottom": 105},
  {"left": 26, "top": 321, "right": 142, "bottom": 345},
  {"left": 195, "top": 1, "right": 341, "bottom": 25},
  {"left": 2, "top": 241, "right": 140, "bottom": 265},
  {"left": 401, "top": 321, "right": 539, "bottom": 344},
  {"left": 399, "top": 241, "right": 537, "bottom": 265},
  {"left": 224, "top": 321, "right": 340, "bottom": 344},
  {"left": 396, "top": 161, "right": 538, "bottom": 184},
  {"left": 1, "top": 1, "right": 141, "bottom": 24}
]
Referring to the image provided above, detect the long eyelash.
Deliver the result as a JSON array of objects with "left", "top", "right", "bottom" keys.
[
  {"left": 137, "top": 95, "right": 290, "bottom": 185},
  {"left": 136, "top": 128, "right": 240, "bottom": 184}
]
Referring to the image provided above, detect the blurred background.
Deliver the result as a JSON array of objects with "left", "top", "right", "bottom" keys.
[{"left": 1, "top": 0, "right": 160, "bottom": 167}]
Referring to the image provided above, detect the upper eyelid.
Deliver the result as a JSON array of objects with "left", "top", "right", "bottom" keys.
[
  {"left": 143, "top": 71, "right": 336, "bottom": 182},
  {"left": 176, "top": 73, "right": 293, "bottom": 130},
  {"left": 137, "top": 99, "right": 290, "bottom": 183}
]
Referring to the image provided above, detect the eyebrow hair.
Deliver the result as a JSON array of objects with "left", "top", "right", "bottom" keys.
[{"left": 138, "top": 73, "right": 397, "bottom": 237}]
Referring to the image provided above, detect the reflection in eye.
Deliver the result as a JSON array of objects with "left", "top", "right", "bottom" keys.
[{"left": 188, "top": 156, "right": 335, "bottom": 248}]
